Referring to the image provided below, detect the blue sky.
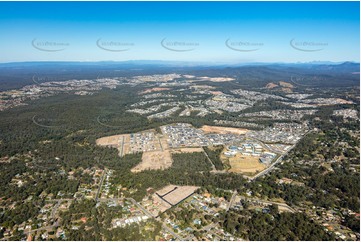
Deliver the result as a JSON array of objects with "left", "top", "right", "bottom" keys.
[{"left": 0, "top": 1, "right": 359, "bottom": 63}]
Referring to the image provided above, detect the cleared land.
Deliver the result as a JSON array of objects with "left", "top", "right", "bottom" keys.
[
  {"left": 139, "top": 87, "right": 171, "bottom": 94},
  {"left": 210, "top": 91, "right": 224, "bottom": 95},
  {"left": 279, "top": 81, "right": 294, "bottom": 88},
  {"left": 148, "top": 185, "right": 199, "bottom": 216},
  {"left": 156, "top": 185, "right": 178, "bottom": 197},
  {"left": 201, "top": 125, "right": 248, "bottom": 135},
  {"left": 266, "top": 82, "right": 278, "bottom": 89},
  {"left": 96, "top": 134, "right": 124, "bottom": 147},
  {"left": 333, "top": 98, "right": 354, "bottom": 105},
  {"left": 156, "top": 185, "right": 199, "bottom": 206},
  {"left": 190, "top": 85, "right": 216, "bottom": 90},
  {"left": 151, "top": 195, "right": 172, "bottom": 216},
  {"left": 97, "top": 130, "right": 164, "bottom": 157},
  {"left": 227, "top": 154, "right": 266, "bottom": 174},
  {"left": 199, "top": 77, "right": 235, "bottom": 82},
  {"left": 96, "top": 134, "right": 125, "bottom": 156},
  {"left": 170, "top": 147, "right": 204, "bottom": 153},
  {"left": 131, "top": 150, "right": 172, "bottom": 173}
]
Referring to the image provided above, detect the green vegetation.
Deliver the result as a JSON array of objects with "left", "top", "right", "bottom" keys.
[
  {"left": 221, "top": 209, "right": 334, "bottom": 240},
  {"left": 244, "top": 105, "right": 360, "bottom": 213},
  {"left": 110, "top": 152, "right": 246, "bottom": 201},
  {"left": 203, "top": 146, "right": 224, "bottom": 170},
  {"left": 343, "top": 215, "right": 360, "bottom": 233}
]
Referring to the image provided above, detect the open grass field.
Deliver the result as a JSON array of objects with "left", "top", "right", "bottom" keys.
[{"left": 227, "top": 154, "right": 266, "bottom": 174}]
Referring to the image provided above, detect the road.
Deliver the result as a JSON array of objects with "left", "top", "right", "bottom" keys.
[
  {"left": 46, "top": 198, "right": 73, "bottom": 202},
  {"left": 250, "top": 154, "right": 284, "bottom": 181},
  {"left": 202, "top": 147, "right": 216, "bottom": 171},
  {"left": 248, "top": 135, "right": 305, "bottom": 181},
  {"left": 226, "top": 190, "right": 238, "bottom": 211},
  {"left": 127, "top": 198, "right": 154, "bottom": 218},
  {"left": 98, "top": 197, "right": 121, "bottom": 203},
  {"left": 210, "top": 169, "right": 228, "bottom": 174},
  {"left": 24, "top": 221, "right": 59, "bottom": 235},
  {"left": 51, "top": 200, "right": 61, "bottom": 219},
  {"left": 239, "top": 195, "right": 295, "bottom": 213},
  {"left": 227, "top": 190, "right": 295, "bottom": 213},
  {"left": 120, "top": 136, "right": 125, "bottom": 157},
  {"left": 225, "top": 189, "right": 296, "bottom": 213},
  {"left": 158, "top": 136, "right": 164, "bottom": 151},
  {"left": 205, "top": 136, "right": 291, "bottom": 181},
  {"left": 95, "top": 169, "right": 106, "bottom": 201},
  {"left": 203, "top": 223, "right": 217, "bottom": 231}
]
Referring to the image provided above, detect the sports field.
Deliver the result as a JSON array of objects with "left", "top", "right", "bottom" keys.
[{"left": 228, "top": 154, "right": 266, "bottom": 174}]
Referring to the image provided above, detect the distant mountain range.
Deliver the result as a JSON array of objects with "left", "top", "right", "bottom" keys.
[{"left": 0, "top": 61, "right": 358, "bottom": 91}]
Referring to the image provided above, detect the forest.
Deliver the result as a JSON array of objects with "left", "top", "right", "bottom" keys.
[{"left": 221, "top": 208, "right": 335, "bottom": 241}]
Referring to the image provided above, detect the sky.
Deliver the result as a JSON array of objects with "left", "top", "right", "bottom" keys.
[{"left": 0, "top": 1, "right": 359, "bottom": 63}]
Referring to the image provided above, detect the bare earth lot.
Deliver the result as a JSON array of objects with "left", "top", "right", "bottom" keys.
[
  {"left": 96, "top": 134, "right": 124, "bottom": 147},
  {"left": 156, "top": 185, "right": 199, "bottom": 205},
  {"left": 96, "top": 134, "right": 125, "bottom": 155},
  {"left": 201, "top": 125, "right": 248, "bottom": 135},
  {"left": 139, "top": 87, "right": 171, "bottom": 94},
  {"left": 151, "top": 195, "right": 172, "bottom": 215},
  {"left": 170, "top": 147, "right": 204, "bottom": 153},
  {"left": 199, "top": 77, "right": 235, "bottom": 82},
  {"left": 148, "top": 185, "right": 199, "bottom": 216}
]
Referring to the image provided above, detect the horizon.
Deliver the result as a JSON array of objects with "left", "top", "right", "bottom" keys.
[
  {"left": 0, "top": 1, "right": 359, "bottom": 63},
  {"left": 0, "top": 60, "right": 359, "bottom": 66}
]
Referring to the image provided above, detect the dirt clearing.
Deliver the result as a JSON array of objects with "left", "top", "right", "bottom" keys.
[
  {"left": 199, "top": 77, "right": 235, "bottom": 82},
  {"left": 156, "top": 185, "right": 199, "bottom": 205},
  {"left": 96, "top": 134, "right": 124, "bottom": 147},
  {"left": 131, "top": 150, "right": 172, "bottom": 173},
  {"left": 139, "top": 87, "right": 171, "bottom": 95},
  {"left": 170, "top": 147, "right": 204, "bottom": 153},
  {"left": 201, "top": 125, "right": 248, "bottom": 135}
]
